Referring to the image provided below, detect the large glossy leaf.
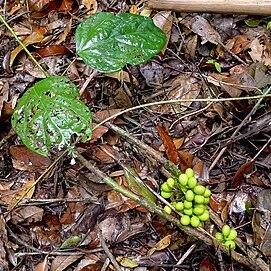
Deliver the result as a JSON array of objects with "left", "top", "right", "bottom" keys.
[
  {"left": 11, "top": 76, "right": 92, "bottom": 156},
  {"left": 75, "top": 12, "right": 167, "bottom": 73}
]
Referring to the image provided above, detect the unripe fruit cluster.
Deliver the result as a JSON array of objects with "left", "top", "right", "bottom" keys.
[
  {"left": 161, "top": 168, "right": 211, "bottom": 228},
  {"left": 215, "top": 225, "right": 238, "bottom": 250}
]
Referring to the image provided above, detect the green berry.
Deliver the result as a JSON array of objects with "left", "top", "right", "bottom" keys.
[
  {"left": 194, "top": 195, "right": 205, "bottom": 204},
  {"left": 180, "top": 215, "right": 190, "bottom": 226},
  {"left": 161, "top": 191, "right": 173, "bottom": 199},
  {"left": 224, "top": 240, "right": 236, "bottom": 250},
  {"left": 193, "top": 185, "right": 206, "bottom": 195},
  {"left": 179, "top": 174, "right": 188, "bottom": 186},
  {"left": 198, "top": 210, "right": 210, "bottom": 221},
  {"left": 215, "top": 232, "right": 224, "bottom": 241},
  {"left": 167, "top": 178, "right": 175, "bottom": 188},
  {"left": 226, "top": 229, "right": 238, "bottom": 241},
  {"left": 175, "top": 202, "right": 184, "bottom": 211},
  {"left": 172, "top": 201, "right": 177, "bottom": 207},
  {"left": 185, "top": 190, "right": 194, "bottom": 201},
  {"left": 164, "top": 205, "right": 172, "bottom": 214},
  {"left": 161, "top": 182, "right": 172, "bottom": 192},
  {"left": 183, "top": 200, "right": 193, "bottom": 209},
  {"left": 203, "top": 197, "right": 210, "bottom": 205},
  {"left": 193, "top": 206, "right": 205, "bottom": 216},
  {"left": 183, "top": 208, "right": 193, "bottom": 216},
  {"left": 188, "top": 177, "right": 197, "bottom": 189},
  {"left": 194, "top": 203, "right": 206, "bottom": 209},
  {"left": 185, "top": 168, "right": 194, "bottom": 178},
  {"left": 190, "top": 216, "right": 201, "bottom": 227},
  {"left": 203, "top": 188, "right": 212, "bottom": 197},
  {"left": 221, "top": 225, "right": 231, "bottom": 237}
]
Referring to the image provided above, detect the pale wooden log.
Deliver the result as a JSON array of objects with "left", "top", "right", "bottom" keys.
[{"left": 146, "top": 0, "right": 271, "bottom": 15}]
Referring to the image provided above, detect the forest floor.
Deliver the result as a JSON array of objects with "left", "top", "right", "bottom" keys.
[{"left": 0, "top": 0, "right": 271, "bottom": 270}]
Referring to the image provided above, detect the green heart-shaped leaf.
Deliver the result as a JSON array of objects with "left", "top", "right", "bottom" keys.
[
  {"left": 75, "top": 12, "right": 167, "bottom": 73},
  {"left": 11, "top": 76, "right": 92, "bottom": 156}
]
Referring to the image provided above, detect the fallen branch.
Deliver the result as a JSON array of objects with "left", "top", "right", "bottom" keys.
[
  {"left": 77, "top": 151, "right": 268, "bottom": 271},
  {"left": 145, "top": 0, "right": 271, "bottom": 15}
]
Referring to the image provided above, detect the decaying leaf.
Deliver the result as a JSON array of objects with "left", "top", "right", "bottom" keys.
[
  {"left": 249, "top": 37, "right": 271, "bottom": 66},
  {"left": 10, "top": 145, "right": 51, "bottom": 171},
  {"left": 158, "top": 74, "right": 201, "bottom": 113},
  {"left": 0, "top": 81, "right": 9, "bottom": 119},
  {"left": 11, "top": 206, "right": 44, "bottom": 224},
  {"left": 1, "top": 178, "right": 36, "bottom": 209},
  {"left": 152, "top": 11, "right": 173, "bottom": 54},
  {"left": 50, "top": 255, "right": 82, "bottom": 271},
  {"left": 10, "top": 25, "right": 47, "bottom": 66},
  {"left": 117, "top": 257, "right": 139, "bottom": 268},
  {"left": 252, "top": 189, "right": 271, "bottom": 256},
  {"left": 199, "top": 257, "right": 217, "bottom": 271},
  {"left": 231, "top": 161, "right": 254, "bottom": 188},
  {"left": 34, "top": 255, "right": 49, "bottom": 271},
  {"left": 147, "top": 235, "right": 171, "bottom": 256},
  {"left": 156, "top": 125, "right": 180, "bottom": 165},
  {"left": 182, "top": 15, "right": 221, "bottom": 45},
  {"left": 91, "top": 109, "right": 122, "bottom": 143}
]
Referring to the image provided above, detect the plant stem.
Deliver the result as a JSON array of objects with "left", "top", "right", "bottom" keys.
[
  {"left": 93, "top": 93, "right": 271, "bottom": 131},
  {"left": 0, "top": 14, "right": 49, "bottom": 77},
  {"left": 77, "top": 152, "right": 267, "bottom": 271}
]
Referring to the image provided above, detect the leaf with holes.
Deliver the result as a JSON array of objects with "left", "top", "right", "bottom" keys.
[
  {"left": 75, "top": 12, "right": 167, "bottom": 73},
  {"left": 11, "top": 76, "right": 92, "bottom": 156}
]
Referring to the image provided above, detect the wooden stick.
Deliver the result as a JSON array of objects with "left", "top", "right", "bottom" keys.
[{"left": 145, "top": 0, "right": 271, "bottom": 15}]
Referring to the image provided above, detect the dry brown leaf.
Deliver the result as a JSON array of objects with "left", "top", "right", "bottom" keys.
[
  {"left": 91, "top": 109, "right": 122, "bottom": 143},
  {"left": 74, "top": 255, "right": 100, "bottom": 271},
  {"left": 185, "top": 35, "right": 198, "bottom": 60},
  {"left": 35, "top": 256, "right": 49, "bottom": 271},
  {"left": 0, "top": 217, "right": 9, "bottom": 270},
  {"left": 129, "top": 4, "right": 139, "bottom": 14},
  {"left": 226, "top": 35, "right": 251, "bottom": 54},
  {"left": 152, "top": 11, "right": 173, "bottom": 54},
  {"left": 82, "top": 0, "right": 97, "bottom": 16},
  {"left": 199, "top": 257, "right": 217, "bottom": 271},
  {"left": 10, "top": 25, "right": 47, "bottom": 66},
  {"left": 50, "top": 255, "right": 82, "bottom": 271},
  {"left": 109, "top": 87, "right": 132, "bottom": 108},
  {"left": 0, "top": 81, "right": 9, "bottom": 119},
  {"left": 147, "top": 235, "right": 171, "bottom": 256},
  {"left": 211, "top": 73, "right": 243, "bottom": 97},
  {"left": 11, "top": 206, "right": 44, "bottom": 224},
  {"left": 28, "top": 0, "right": 50, "bottom": 12},
  {"left": 93, "top": 144, "right": 119, "bottom": 164},
  {"left": 104, "top": 71, "right": 138, "bottom": 85},
  {"left": 209, "top": 192, "right": 227, "bottom": 215},
  {"left": 1, "top": 178, "right": 36, "bottom": 208},
  {"left": 249, "top": 37, "right": 271, "bottom": 66},
  {"left": 10, "top": 145, "right": 51, "bottom": 171},
  {"left": 252, "top": 190, "right": 271, "bottom": 256},
  {"left": 231, "top": 161, "right": 254, "bottom": 188},
  {"left": 178, "top": 150, "right": 193, "bottom": 171},
  {"left": 183, "top": 15, "right": 221, "bottom": 45},
  {"left": 159, "top": 74, "right": 201, "bottom": 113},
  {"left": 55, "top": 18, "right": 72, "bottom": 45},
  {"left": 249, "top": 38, "right": 264, "bottom": 63},
  {"left": 156, "top": 125, "right": 180, "bottom": 165}
]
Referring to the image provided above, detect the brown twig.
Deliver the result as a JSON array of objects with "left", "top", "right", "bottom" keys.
[{"left": 98, "top": 231, "right": 122, "bottom": 271}]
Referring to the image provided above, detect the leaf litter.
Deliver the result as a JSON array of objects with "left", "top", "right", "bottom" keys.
[{"left": 0, "top": 1, "right": 271, "bottom": 271}]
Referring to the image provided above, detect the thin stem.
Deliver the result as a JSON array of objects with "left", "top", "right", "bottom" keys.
[
  {"left": 0, "top": 14, "right": 49, "bottom": 77},
  {"left": 93, "top": 93, "right": 271, "bottom": 131}
]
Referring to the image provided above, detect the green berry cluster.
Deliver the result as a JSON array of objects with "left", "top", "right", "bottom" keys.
[
  {"left": 161, "top": 168, "right": 212, "bottom": 228},
  {"left": 215, "top": 225, "right": 238, "bottom": 250}
]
